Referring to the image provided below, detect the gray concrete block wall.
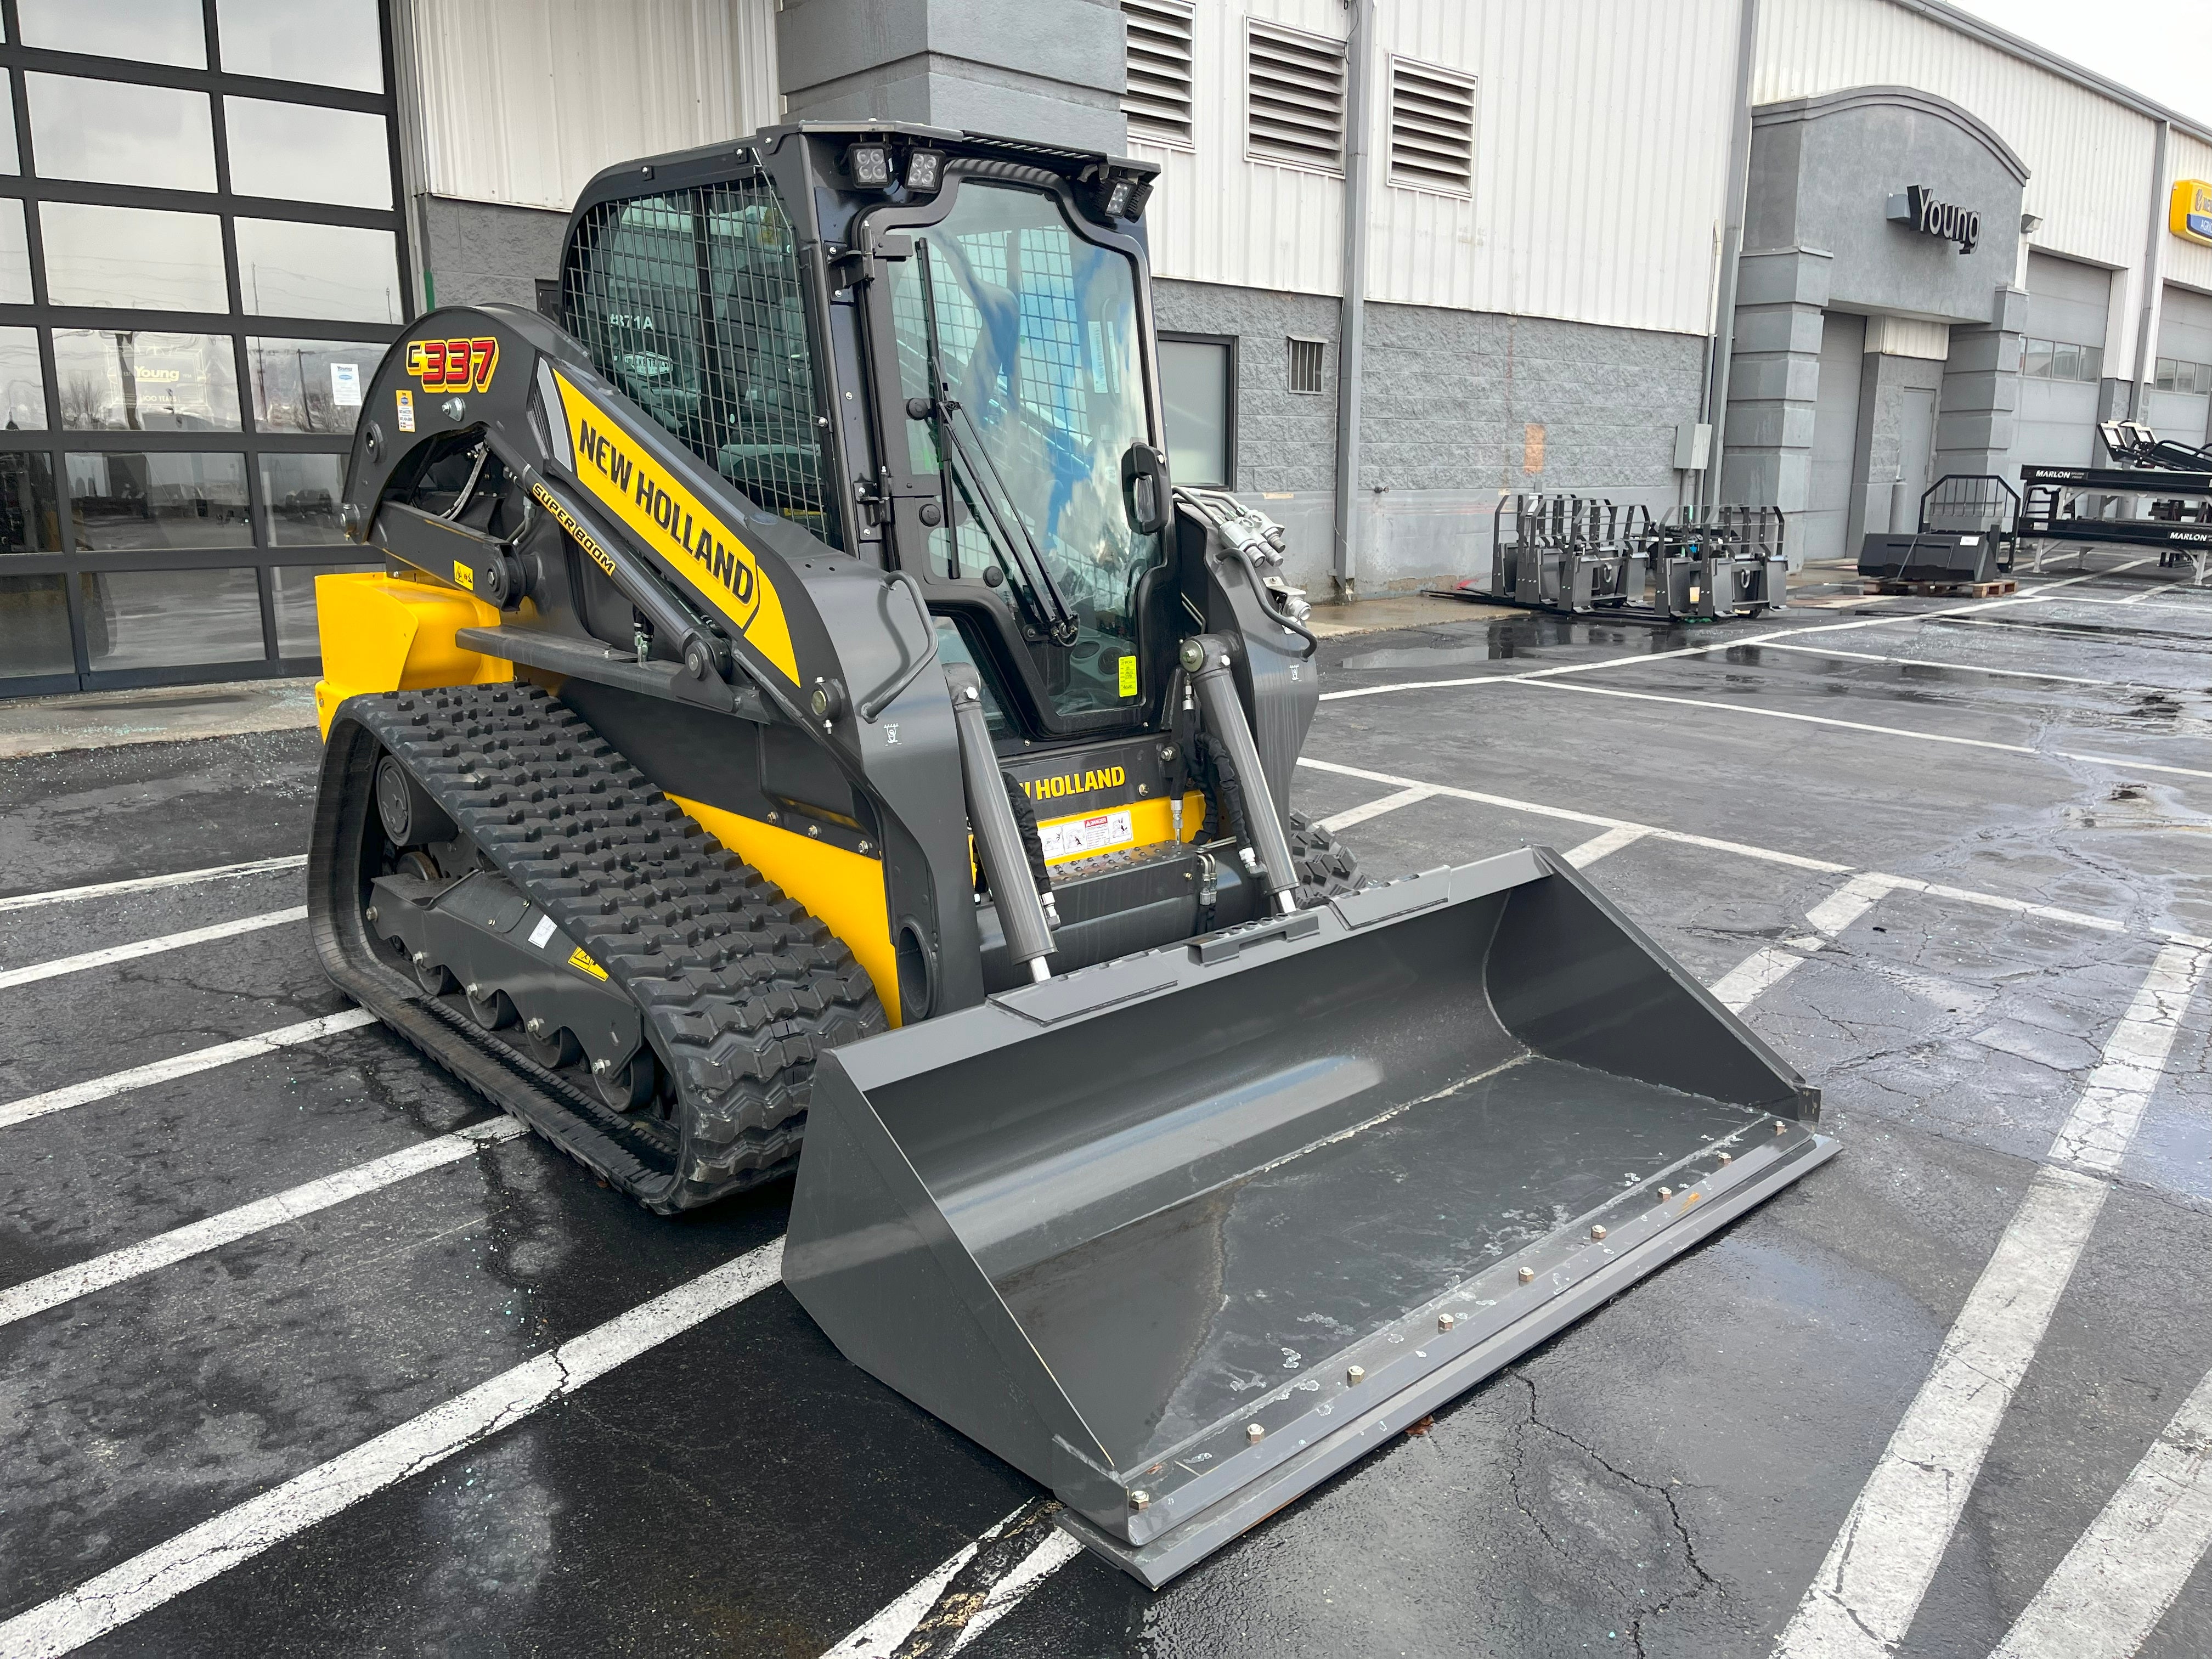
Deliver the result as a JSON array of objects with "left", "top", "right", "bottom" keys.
[
  {"left": 419, "top": 197, "right": 567, "bottom": 313},
  {"left": 1155, "top": 278, "right": 1705, "bottom": 594}
]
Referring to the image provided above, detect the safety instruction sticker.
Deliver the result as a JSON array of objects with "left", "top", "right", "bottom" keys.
[
  {"left": 1117, "top": 653, "right": 1137, "bottom": 698},
  {"left": 394, "top": 388, "right": 415, "bottom": 432},
  {"left": 451, "top": 560, "right": 473, "bottom": 591},
  {"left": 1039, "top": 808, "right": 1135, "bottom": 862},
  {"left": 528, "top": 916, "right": 557, "bottom": 948},
  {"left": 567, "top": 945, "right": 608, "bottom": 981},
  {"left": 549, "top": 365, "right": 799, "bottom": 684}
]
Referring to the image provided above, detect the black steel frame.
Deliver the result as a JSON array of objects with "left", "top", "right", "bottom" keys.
[{"left": 0, "top": 0, "right": 410, "bottom": 696}]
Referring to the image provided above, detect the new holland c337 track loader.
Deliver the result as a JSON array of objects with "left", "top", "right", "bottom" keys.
[{"left": 306, "top": 123, "right": 1835, "bottom": 1585}]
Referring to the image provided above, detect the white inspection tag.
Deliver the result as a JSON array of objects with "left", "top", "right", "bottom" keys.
[
  {"left": 1039, "top": 808, "right": 1135, "bottom": 861},
  {"left": 528, "top": 916, "right": 557, "bottom": 949}
]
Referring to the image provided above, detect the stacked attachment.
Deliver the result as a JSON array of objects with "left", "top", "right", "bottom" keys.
[
  {"left": 2013, "top": 429, "right": 2212, "bottom": 583},
  {"left": 1859, "top": 473, "right": 2021, "bottom": 592},
  {"left": 1457, "top": 494, "right": 1786, "bottom": 621}
]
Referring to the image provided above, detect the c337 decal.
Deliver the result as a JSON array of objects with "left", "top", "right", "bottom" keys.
[
  {"left": 549, "top": 365, "right": 798, "bottom": 685},
  {"left": 405, "top": 335, "right": 499, "bottom": 394}
]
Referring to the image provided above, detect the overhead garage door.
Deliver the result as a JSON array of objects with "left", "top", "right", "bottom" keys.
[
  {"left": 2148, "top": 286, "right": 2212, "bottom": 448},
  {"left": 2013, "top": 252, "right": 2110, "bottom": 469}
]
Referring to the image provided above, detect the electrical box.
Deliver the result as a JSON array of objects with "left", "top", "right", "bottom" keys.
[{"left": 1673, "top": 422, "right": 1712, "bottom": 471}]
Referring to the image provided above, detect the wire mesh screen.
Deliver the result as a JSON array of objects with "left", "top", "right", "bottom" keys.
[{"left": 562, "top": 178, "right": 839, "bottom": 548}]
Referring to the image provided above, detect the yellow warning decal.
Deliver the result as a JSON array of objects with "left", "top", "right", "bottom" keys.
[
  {"left": 567, "top": 945, "right": 608, "bottom": 981},
  {"left": 451, "top": 559, "right": 473, "bottom": 591},
  {"left": 1117, "top": 653, "right": 1138, "bottom": 698},
  {"left": 529, "top": 482, "right": 619, "bottom": 580},
  {"left": 549, "top": 366, "right": 799, "bottom": 684}
]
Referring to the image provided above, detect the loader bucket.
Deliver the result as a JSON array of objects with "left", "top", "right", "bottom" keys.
[{"left": 783, "top": 847, "right": 1834, "bottom": 1587}]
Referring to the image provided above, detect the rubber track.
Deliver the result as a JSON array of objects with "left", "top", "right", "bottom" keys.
[{"left": 353, "top": 684, "right": 885, "bottom": 1209}]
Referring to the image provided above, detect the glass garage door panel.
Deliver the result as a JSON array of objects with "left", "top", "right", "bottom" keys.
[
  {"left": 0, "top": 574, "right": 75, "bottom": 678},
  {"left": 82, "top": 568, "right": 265, "bottom": 672},
  {"left": 67, "top": 453, "right": 252, "bottom": 552}
]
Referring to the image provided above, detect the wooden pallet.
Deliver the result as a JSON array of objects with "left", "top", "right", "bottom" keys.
[{"left": 1861, "top": 578, "right": 2017, "bottom": 597}]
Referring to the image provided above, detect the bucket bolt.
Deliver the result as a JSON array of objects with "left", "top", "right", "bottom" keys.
[
  {"left": 1128, "top": 1490, "right": 1150, "bottom": 1512},
  {"left": 1775, "top": 1120, "right": 1788, "bottom": 1135},
  {"left": 1660, "top": 1186, "right": 1674, "bottom": 1200},
  {"left": 1590, "top": 1225, "right": 1607, "bottom": 1241},
  {"left": 592, "top": 1058, "right": 611, "bottom": 1076},
  {"left": 1245, "top": 1423, "right": 1265, "bottom": 1442},
  {"left": 1346, "top": 1365, "right": 1365, "bottom": 1385},
  {"left": 1517, "top": 1267, "right": 1534, "bottom": 1284},
  {"left": 1719, "top": 1152, "right": 1733, "bottom": 1165},
  {"left": 526, "top": 1017, "right": 547, "bottom": 1036}
]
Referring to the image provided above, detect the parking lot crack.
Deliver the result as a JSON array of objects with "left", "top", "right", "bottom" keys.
[{"left": 1505, "top": 1369, "right": 1723, "bottom": 1655}]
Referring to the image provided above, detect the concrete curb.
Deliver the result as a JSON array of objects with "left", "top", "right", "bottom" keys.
[{"left": 0, "top": 678, "right": 321, "bottom": 760}]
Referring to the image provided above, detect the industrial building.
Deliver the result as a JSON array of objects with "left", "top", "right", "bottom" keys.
[{"left": 1, "top": 0, "right": 2207, "bottom": 694}]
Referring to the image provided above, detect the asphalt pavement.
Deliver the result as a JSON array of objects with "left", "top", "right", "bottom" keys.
[{"left": 2, "top": 557, "right": 2208, "bottom": 1658}]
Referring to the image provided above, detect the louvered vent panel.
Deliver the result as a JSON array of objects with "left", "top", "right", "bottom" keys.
[
  {"left": 1389, "top": 59, "right": 1476, "bottom": 194},
  {"left": 1122, "top": 0, "right": 1195, "bottom": 148},
  {"left": 1246, "top": 21, "right": 1346, "bottom": 172}
]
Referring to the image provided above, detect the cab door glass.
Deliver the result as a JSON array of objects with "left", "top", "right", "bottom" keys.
[{"left": 888, "top": 183, "right": 1159, "bottom": 720}]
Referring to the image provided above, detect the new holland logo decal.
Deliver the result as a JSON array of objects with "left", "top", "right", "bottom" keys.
[{"left": 549, "top": 366, "right": 798, "bottom": 684}]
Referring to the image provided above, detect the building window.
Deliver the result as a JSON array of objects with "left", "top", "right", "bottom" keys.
[
  {"left": 1387, "top": 58, "right": 1475, "bottom": 196},
  {"left": 0, "top": 0, "right": 407, "bottom": 695},
  {"left": 1159, "top": 334, "right": 1233, "bottom": 488},
  {"left": 2153, "top": 357, "right": 2209, "bottom": 394},
  {"left": 1287, "top": 335, "right": 1326, "bottom": 395},
  {"left": 1246, "top": 21, "right": 1346, "bottom": 173},
  {"left": 1122, "top": 0, "right": 1195, "bottom": 150},
  {"left": 2022, "top": 338, "right": 2103, "bottom": 383}
]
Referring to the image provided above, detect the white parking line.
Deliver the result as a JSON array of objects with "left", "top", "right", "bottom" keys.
[
  {"left": 0, "top": 854, "right": 306, "bottom": 914},
  {"left": 1989, "top": 1365, "right": 2212, "bottom": 1659},
  {"left": 1303, "top": 754, "right": 2174, "bottom": 943},
  {"left": 1562, "top": 825, "right": 1646, "bottom": 868},
  {"left": 0, "top": 1117, "right": 529, "bottom": 1330},
  {"left": 1741, "top": 640, "right": 2134, "bottom": 689},
  {"left": 0, "top": 906, "right": 307, "bottom": 991},
  {"left": 1776, "top": 938, "right": 2211, "bottom": 1659},
  {"left": 1298, "top": 755, "right": 1854, "bottom": 876},
  {"left": 1316, "top": 785, "right": 1433, "bottom": 832},
  {"left": 0, "top": 1008, "right": 380, "bottom": 1131},
  {"left": 1523, "top": 679, "right": 2212, "bottom": 781},
  {"left": 1707, "top": 873, "right": 1897, "bottom": 1014},
  {"left": 0, "top": 1237, "right": 787, "bottom": 1659},
  {"left": 1319, "top": 567, "right": 2125, "bottom": 706}
]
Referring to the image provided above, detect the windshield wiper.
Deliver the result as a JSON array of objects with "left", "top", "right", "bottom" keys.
[{"left": 915, "top": 244, "right": 1080, "bottom": 647}]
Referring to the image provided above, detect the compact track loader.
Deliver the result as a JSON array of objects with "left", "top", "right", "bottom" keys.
[{"left": 307, "top": 123, "right": 1834, "bottom": 1584}]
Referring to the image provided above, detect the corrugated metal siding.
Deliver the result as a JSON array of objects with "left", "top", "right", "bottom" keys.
[
  {"left": 1134, "top": 0, "right": 1737, "bottom": 336},
  {"left": 1753, "top": 0, "right": 2157, "bottom": 271},
  {"left": 409, "top": 0, "right": 778, "bottom": 213},
  {"left": 2166, "top": 129, "right": 2212, "bottom": 300},
  {"left": 1133, "top": 0, "right": 1347, "bottom": 300}
]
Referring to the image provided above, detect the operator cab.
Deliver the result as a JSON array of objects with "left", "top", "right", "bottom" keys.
[{"left": 557, "top": 125, "right": 1172, "bottom": 748}]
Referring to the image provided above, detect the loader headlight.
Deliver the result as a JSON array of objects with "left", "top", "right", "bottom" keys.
[
  {"left": 903, "top": 149, "right": 945, "bottom": 193},
  {"left": 846, "top": 143, "right": 892, "bottom": 190}
]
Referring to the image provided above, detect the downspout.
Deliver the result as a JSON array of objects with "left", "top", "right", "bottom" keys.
[
  {"left": 2129, "top": 117, "right": 2171, "bottom": 421},
  {"left": 1700, "top": 0, "right": 1759, "bottom": 507},
  {"left": 1331, "top": 0, "right": 1375, "bottom": 600}
]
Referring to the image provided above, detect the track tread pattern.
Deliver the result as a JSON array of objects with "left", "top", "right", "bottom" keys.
[{"left": 353, "top": 684, "right": 885, "bottom": 1208}]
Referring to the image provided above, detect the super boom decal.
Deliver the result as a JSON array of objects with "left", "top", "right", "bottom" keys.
[{"left": 549, "top": 366, "right": 799, "bottom": 684}]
